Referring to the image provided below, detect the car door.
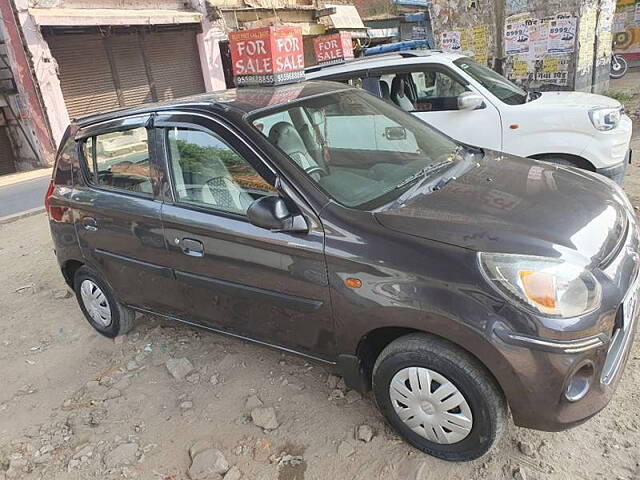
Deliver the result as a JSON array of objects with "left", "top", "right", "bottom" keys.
[
  {"left": 371, "top": 65, "right": 503, "bottom": 150},
  {"left": 155, "top": 112, "right": 334, "bottom": 360},
  {"left": 71, "top": 115, "right": 181, "bottom": 314}
]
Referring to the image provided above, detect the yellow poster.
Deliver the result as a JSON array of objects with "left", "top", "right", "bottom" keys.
[
  {"left": 471, "top": 25, "right": 489, "bottom": 64},
  {"left": 512, "top": 59, "right": 530, "bottom": 78},
  {"left": 542, "top": 58, "right": 560, "bottom": 73}
]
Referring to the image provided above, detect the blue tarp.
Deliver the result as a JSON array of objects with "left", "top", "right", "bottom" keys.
[{"left": 363, "top": 40, "right": 431, "bottom": 56}]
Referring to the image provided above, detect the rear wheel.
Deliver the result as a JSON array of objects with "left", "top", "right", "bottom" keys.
[
  {"left": 73, "top": 266, "right": 135, "bottom": 338},
  {"left": 372, "top": 333, "right": 507, "bottom": 461}
]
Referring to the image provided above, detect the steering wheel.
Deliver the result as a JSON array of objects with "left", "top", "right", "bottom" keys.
[{"left": 304, "top": 165, "right": 329, "bottom": 178}]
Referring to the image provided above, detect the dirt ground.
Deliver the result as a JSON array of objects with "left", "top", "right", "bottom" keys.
[{"left": 2, "top": 81, "right": 640, "bottom": 480}]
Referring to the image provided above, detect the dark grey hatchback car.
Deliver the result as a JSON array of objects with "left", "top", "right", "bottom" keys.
[{"left": 47, "top": 81, "right": 639, "bottom": 461}]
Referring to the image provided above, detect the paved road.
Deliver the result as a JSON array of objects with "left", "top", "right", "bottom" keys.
[{"left": 0, "top": 176, "right": 50, "bottom": 218}]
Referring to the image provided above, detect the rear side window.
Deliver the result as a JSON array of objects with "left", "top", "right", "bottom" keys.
[
  {"left": 82, "top": 137, "right": 95, "bottom": 180},
  {"left": 82, "top": 127, "right": 153, "bottom": 196}
]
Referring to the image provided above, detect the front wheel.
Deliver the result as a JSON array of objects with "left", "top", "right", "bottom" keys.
[
  {"left": 610, "top": 55, "right": 628, "bottom": 79},
  {"left": 372, "top": 333, "right": 507, "bottom": 461}
]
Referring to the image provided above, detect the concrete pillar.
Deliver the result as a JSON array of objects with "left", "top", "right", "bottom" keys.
[
  {"left": 12, "top": 0, "right": 69, "bottom": 149},
  {"left": 197, "top": 17, "right": 230, "bottom": 92}
]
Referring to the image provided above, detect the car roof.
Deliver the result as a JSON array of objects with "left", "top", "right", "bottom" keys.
[
  {"left": 306, "top": 49, "right": 465, "bottom": 78},
  {"left": 74, "top": 80, "right": 352, "bottom": 127}
]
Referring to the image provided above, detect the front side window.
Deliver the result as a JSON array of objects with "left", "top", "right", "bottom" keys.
[
  {"left": 252, "top": 89, "right": 460, "bottom": 210},
  {"left": 454, "top": 57, "right": 528, "bottom": 105},
  {"left": 82, "top": 126, "right": 153, "bottom": 196},
  {"left": 166, "top": 127, "right": 276, "bottom": 216},
  {"left": 380, "top": 70, "right": 468, "bottom": 112}
]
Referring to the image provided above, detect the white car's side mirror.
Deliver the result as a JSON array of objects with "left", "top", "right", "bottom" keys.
[{"left": 458, "top": 92, "right": 485, "bottom": 111}]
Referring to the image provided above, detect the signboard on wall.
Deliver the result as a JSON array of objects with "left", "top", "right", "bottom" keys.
[
  {"left": 313, "top": 32, "right": 354, "bottom": 66},
  {"left": 228, "top": 26, "right": 305, "bottom": 86}
]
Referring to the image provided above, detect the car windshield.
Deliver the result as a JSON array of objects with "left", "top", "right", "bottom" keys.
[
  {"left": 250, "top": 89, "right": 460, "bottom": 210},
  {"left": 454, "top": 57, "right": 528, "bottom": 105}
]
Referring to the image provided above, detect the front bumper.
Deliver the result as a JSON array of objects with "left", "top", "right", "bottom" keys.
[
  {"left": 497, "top": 217, "right": 639, "bottom": 431},
  {"left": 596, "top": 149, "right": 632, "bottom": 185}
]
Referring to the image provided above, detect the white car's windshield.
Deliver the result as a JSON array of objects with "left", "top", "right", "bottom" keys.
[
  {"left": 454, "top": 57, "right": 529, "bottom": 105},
  {"left": 251, "top": 89, "right": 461, "bottom": 209}
]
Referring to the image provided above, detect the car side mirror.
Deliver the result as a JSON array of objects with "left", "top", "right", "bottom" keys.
[
  {"left": 457, "top": 92, "right": 485, "bottom": 111},
  {"left": 247, "top": 196, "right": 308, "bottom": 233}
]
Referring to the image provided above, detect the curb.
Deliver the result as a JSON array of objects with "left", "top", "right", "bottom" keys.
[
  {"left": 0, "top": 207, "right": 46, "bottom": 225},
  {"left": 0, "top": 168, "right": 52, "bottom": 188}
]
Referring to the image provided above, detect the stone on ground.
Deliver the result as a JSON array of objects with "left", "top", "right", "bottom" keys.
[
  {"left": 188, "top": 448, "right": 229, "bottom": 480},
  {"left": 166, "top": 357, "right": 194, "bottom": 380},
  {"left": 250, "top": 407, "right": 279, "bottom": 430}
]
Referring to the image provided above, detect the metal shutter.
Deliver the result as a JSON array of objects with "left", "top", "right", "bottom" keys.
[
  {"left": 109, "top": 33, "right": 155, "bottom": 107},
  {"left": 144, "top": 29, "right": 205, "bottom": 102},
  {"left": 0, "top": 126, "right": 16, "bottom": 175},
  {"left": 47, "top": 33, "right": 120, "bottom": 119},
  {"left": 47, "top": 27, "right": 205, "bottom": 118}
]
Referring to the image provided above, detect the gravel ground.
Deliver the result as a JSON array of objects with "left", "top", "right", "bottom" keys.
[{"left": 1, "top": 100, "right": 640, "bottom": 479}]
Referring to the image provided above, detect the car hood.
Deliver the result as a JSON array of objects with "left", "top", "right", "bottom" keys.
[
  {"left": 375, "top": 151, "right": 629, "bottom": 267},
  {"left": 531, "top": 91, "right": 621, "bottom": 110}
]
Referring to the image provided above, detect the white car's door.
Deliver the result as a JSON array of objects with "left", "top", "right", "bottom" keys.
[{"left": 374, "top": 66, "right": 503, "bottom": 150}]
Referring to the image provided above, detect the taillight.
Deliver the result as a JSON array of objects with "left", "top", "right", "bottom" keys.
[
  {"left": 45, "top": 180, "right": 65, "bottom": 221},
  {"left": 44, "top": 180, "right": 54, "bottom": 215}
]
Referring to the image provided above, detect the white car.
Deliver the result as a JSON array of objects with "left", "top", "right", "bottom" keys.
[{"left": 306, "top": 50, "right": 633, "bottom": 184}]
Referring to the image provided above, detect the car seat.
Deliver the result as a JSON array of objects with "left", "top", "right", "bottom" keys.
[
  {"left": 204, "top": 176, "right": 254, "bottom": 214},
  {"left": 268, "top": 122, "right": 321, "bottom": 178},
  {"left": 390, "top": 77, "right": 415, "bottom": 112},
  {"left": 379, "top": 80, "right": 391, "bottom": 101}
]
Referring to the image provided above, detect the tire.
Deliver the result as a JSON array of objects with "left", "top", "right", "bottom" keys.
[
  {"left": 372, "top": 333, "right": 507, "bottom": 461},
  {"left": 73, "top": 266, "right": 135, "bottom": 338},
  {"left": 610, "top": 55, "right": 628, "bottom": 79}
]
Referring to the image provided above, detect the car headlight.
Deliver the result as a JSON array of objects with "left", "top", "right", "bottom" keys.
[
  {"left": 479, "top": 253, "right": 601, "bottom": 318},
  {"left": 589, "top": 107, "right": 622, "bottom": 131}
]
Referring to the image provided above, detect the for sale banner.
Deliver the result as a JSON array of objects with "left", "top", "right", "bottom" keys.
[
  {"left": 229, "top": 26, "right": 305, "bottom": 86},
  {"left": 313, "top": 32, "right": 354, "bottom": 66}
]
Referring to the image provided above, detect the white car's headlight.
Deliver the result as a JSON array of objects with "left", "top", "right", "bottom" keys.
[
  {"left": 589, "top": 107, "right": 622, "bottom": 131},
  {"left": 479, "top": 253, "right": 601, "bottom": 318}
]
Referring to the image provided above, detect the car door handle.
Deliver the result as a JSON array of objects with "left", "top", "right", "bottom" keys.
[
  {"left": 81, "top": 216, "right": 98, "bottom": 232},
  {"left": 180, "top": 238, "right": 204, "bottom": 257}
]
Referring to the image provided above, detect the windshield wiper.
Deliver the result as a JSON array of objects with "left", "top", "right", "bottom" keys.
[{"left": 394, "top": 156, "right": 459, "bottom": 191}]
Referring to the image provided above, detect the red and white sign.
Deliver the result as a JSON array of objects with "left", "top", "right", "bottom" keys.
[
  {"left": 313, "top": 32, "right": 354, "bottom": 65},
  {"left": 228, "top": 26, "right": 305, "bottom": 86}
]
